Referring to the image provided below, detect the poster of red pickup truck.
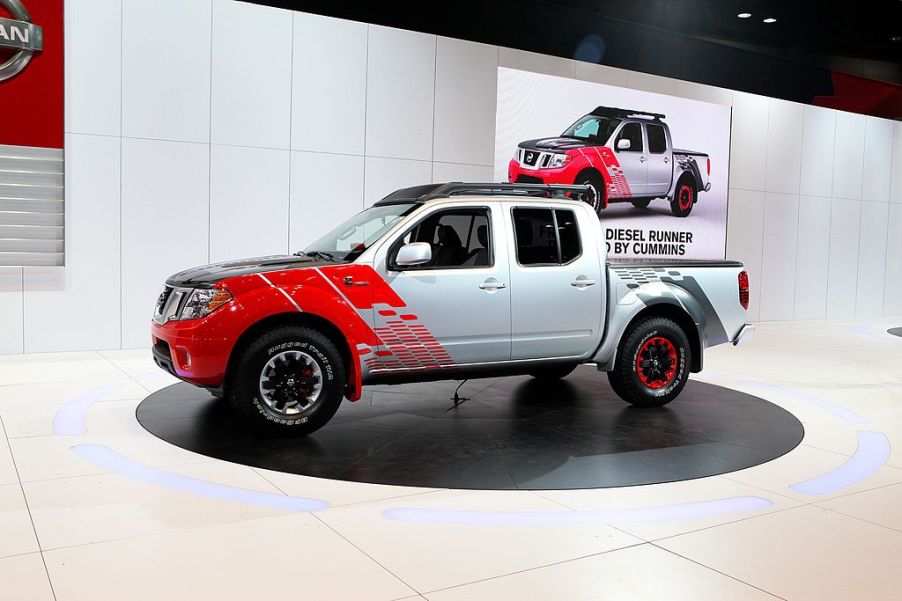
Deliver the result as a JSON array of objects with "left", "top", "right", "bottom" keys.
[{"left": 494, "top": 68, "right": 730, "bottom": 260}]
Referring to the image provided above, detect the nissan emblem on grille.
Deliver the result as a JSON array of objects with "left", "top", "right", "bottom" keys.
[{"left": 0, "top": 0, "right": 42, "bottom": 82}]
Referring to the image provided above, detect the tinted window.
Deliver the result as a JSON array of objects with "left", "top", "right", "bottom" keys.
[
  {"left": 562, "top": 116, "right": 621, "bottom": 145},
  {"left": 394, "top": 208, "right": 492, "bottom": 269},
  {"left": 556, "top": 209, "right": 581, "bottom": 263},
  {"left": 304, "top": 203, "right": 417, "bottom": 261},
  {"left": 513, "top": 208, "right": 582, "bottom": 266},
  {"left": 646, "top": 124, "right": 667, "bottom": 154},
  {"left": 615, "top": 122, "right": 643, "bottom": 152}
]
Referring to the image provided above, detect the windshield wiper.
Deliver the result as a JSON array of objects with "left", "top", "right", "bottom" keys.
[{"left": 294, "top": 250, "right": 339, "bottom": 261}]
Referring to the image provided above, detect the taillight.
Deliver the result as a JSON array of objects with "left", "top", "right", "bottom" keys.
[
  {"left": 738, "top": 270, "right": 749, "bottom": 310},
  {"left": 707, "top": 157, "right": 711, "bottom": 176}
]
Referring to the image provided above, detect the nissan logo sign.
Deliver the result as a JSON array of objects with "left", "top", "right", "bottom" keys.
[{"left": 0, "top": 0, "right": 42, "bottom": 82}]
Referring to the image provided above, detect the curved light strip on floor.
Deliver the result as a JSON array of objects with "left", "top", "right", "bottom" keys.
[
  {"left": 853, "top": 325, "right": 896, "bottom": 341},
  {"left": 743, "top": 381, "right": 867, "bottom": 424},
  {"left": 791, "top": 431, "right": 891, "bottom": 496},
  {"left": 382, "top": 496, "right": 773, "bottom": 526},
  {"left": 53, "top": 383, "right": 125, "bottom": 435},
  {"left": 71, "top": 443, "right": 330, "bottom": 511}
]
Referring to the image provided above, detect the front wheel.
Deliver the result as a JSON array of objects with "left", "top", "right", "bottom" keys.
[
  {"left": 669, "top": 179, "right": 696, "bottom": 217},
  {"left": 575, "top": 172, "right": 606, "bottom": 216},
  {"left": 607, "top": 317, "right": 691, "bottom": 408},
  {"left": 229, "top": 326, "right": 345, "bottom": 437}
]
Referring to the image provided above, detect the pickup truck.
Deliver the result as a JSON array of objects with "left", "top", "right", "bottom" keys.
[
  {"left": 508, "top": 106, "right": 711, "bottom": 217},
  {"left": 151, "top": 182, "right": 752, "bottom": 436}
]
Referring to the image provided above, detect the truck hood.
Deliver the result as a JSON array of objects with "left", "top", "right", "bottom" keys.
[
  {"left": 518, "top": 137, "right": 589, "bottom": 152},
  {"left": 166, "top": 254, "right": 339, "bottom": 287}
]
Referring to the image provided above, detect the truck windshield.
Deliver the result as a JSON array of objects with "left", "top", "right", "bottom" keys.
[
  {"left": 562, "top": 116, "right": 621, "bottom": 144},
  {"left": 301, "top": 203, "right": 419, "bottom": 261}
]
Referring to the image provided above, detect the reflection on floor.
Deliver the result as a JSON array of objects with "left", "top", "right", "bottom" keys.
[{"left": 0, "top": 318, "right": 900, "bottom": 600}]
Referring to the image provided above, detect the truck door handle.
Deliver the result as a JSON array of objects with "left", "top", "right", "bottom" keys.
[
  {"left": 571, "top": 277, "right": 596, "bottom": 288},
  {"left": 639, "top": 155, "right": 647, "bottom": 163},
  {"left": 663, "top": 157, "right": 670, "bottom": 163},
  {"left": 479, "top": 279, "right": 507, "bottom": 291}
]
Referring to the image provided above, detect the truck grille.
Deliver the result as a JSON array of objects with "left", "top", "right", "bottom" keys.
[
  {"left": 154, "top": 286, "right": 173, "bottom": 321},
  {"left": 517, "top": 148, "right": 556, "bottom": 170}
]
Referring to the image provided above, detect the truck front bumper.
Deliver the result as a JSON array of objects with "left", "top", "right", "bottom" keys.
[
  {"left": 732, "top": 323, "right": 755, "bottom": 346},
  {"left": 507, "top": 159, "right": 583, "bottom": 186},
  {"left": 150, "top": 317, "right": 233, "bottom": 389}
]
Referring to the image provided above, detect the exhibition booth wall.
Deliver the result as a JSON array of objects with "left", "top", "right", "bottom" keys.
[{"left": 0, "top": 0, "right": 900, "bottom": 354}]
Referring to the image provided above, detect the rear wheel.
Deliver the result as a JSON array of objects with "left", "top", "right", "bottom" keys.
[
  {"left": 631, "top": 198, "right": 651, "bottom": 209},
  {"left": 229, "top": 326, "right": 345, "bottom": 437},
  {"left": 607, "top": 317, "right": 691, "bottom": 408},
  {"left": 575, "top": 171, "right": 606, "bottom": 216},
  {"left": 669, "top": 177, "right": 696, "bottom": 217},
  {"left": 528, "top": 364, "right": 578, "bottom": 381}
]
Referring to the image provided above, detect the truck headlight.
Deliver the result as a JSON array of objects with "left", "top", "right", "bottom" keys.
[
  {"left": 548, "top": 154, "right": 571, "bottom": 169},
  {"left": 179, "top": 288, "right": 233, "bottom": 320}
]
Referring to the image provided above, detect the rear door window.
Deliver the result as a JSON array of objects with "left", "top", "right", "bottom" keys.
[
  {"left": 512, "top": 208, "right": 582, "bottom": 266},
  {"left": 646, "top": 124, "right": 667, "bottom": 154}
]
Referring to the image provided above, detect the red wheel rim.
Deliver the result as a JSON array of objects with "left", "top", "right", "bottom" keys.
[
  {"left": 678, "top": 185, "right": 693, "bottom": 210},
  {"left": 635, "top": 336, "right": 678, "bottom": 389}
]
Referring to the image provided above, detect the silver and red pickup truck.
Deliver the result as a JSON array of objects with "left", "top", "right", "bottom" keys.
[
  {"left": 509, "top": 106, "right": 711, "bottom": 217},
  {"left": 151, "top": 183, "right": 752, "bottom": 436}
]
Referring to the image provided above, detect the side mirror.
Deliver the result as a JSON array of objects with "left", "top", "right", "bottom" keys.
[
  {"left": 616, "top": 138, "right": 631, "bottom": 151},
  {"left": 395, "top": 242, "right": 432, "bottom": 267}
]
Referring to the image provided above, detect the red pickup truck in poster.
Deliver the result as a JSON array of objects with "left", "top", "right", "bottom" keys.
[{"left": 508, "top": 106, "right": 711, "bottom": 217}]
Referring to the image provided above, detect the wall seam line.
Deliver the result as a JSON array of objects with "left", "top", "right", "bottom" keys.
[
  {"left": 756, "top": 99, "right": 770, "bottom": 321},
  {"left": 881, "top": 125, "right": 898, "bottom": 315},
  {"left": 430, "top": 35, "right": 437, "bottom": 183},
  {"left": 823, "top": 113, "right": 839, "bottom": 320},
  {"left": 790, "top": 105, "right": 805, "bottom": 320},
  {"left": 207, "top": 1, "right": 214, "bottom": 264},
  {"left": 362, "top": 25, "right": 369, "bottom": 209},
  {"left": 118, "top": 0, "right": 124, "bottom": 349},
  {"left": 287, "top": 12, "right": 294, "bottom": 252}
]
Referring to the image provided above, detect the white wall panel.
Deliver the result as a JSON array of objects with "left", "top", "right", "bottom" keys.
[
  {"left": 825, "top": 198, "right": 861, "bottom": 318},
  {"left": 291, "top": 13, "right": 367, "bottom": 155},
  {"left": 210, "top": 0, "right": 292, "bottom": 149},
  {"left": 433, "top": 37, "right": 498, "bottom": 167},
  {"left": 729, "top": 93, "right": 769, "bottom": 192},
  {"left": 0, "top": 268, "right": 22, "bottom": 354},
  {"left": 64, "top": 0, "right": 121, "bottom": 136},
  {"left": 209, "top": 146, "right": 290, "bottom": 263},
  {"left": 365, "top": 26, "right": 435, "bottom": 161},
  {"left": 855, "top": 201, "right": 889, "bottom": 317},
  {"left": 289, "top": 152, "right": 364, "bottom": 250},
  {"left": 891, "top": 122, "right": 902, "bottom": 203},
  {"left": 861, "top": 117, "right": 894, "bottom": 202},
  {"left": 120, "top": 139, "right": 209, "bottom": 348},
  {"left": 758, "top": 193, "right": 799, "bottom": 321},
  {"left": 431, "top": 163, "right": 494, "bottom": 184},
  {"left": 831, "top": 111, "right": 866, "bottom": 200},
  {"left": 516, "top": 51, "right": 575, "bottom": 78},
  {"left": 799, "top": 105, "right": 836, "bottom": 198},
  {"left": 122, "top": 0, "right": 211, "bottom": 143},
  {"left": 363, "top": 157, "right": 432, "bottom": 208},
  {"left": 573, "top": 62, "right": 630, "bottom": 88},
  {"left": 628, "top": 71, "right": 676, "bottom": 96},
  {"left": 793, "top": 195, "right": 831, "bottom": 320},
  {"left": 883, "top": 204, "right": 902, "bottom": 315},
  {"left": 673, "top": 80, "right": 733, "bottom": 107},
  {"left": 765, "top": 101, "right": 803, "bottom": 194},
  {"left": 725, "top": 189, "right": 765, "bottom": 321},
  {"left": 23, "top": 135, "right": 120, "bottom": 352}
]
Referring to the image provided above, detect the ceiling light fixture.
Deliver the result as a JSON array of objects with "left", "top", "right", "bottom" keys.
[
  {"left": 763, "top": 17, "right": 777, "bottom": 23},
  {"left": 737, "top": 12, "right": 752, "bottom": 18}
]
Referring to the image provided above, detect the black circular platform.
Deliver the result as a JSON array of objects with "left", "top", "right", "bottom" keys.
[
  {"left": 889, "top": 327, "right": 902, "bottom": 338},
  {"left": 137, "top": 366, "right": 803, "bottom": 490}
]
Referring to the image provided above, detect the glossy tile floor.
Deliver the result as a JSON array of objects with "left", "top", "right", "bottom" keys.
[{"left": 0, "top": 319, "right": 900, "bottom": 601}]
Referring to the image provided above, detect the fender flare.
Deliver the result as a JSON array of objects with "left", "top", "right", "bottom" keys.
[{"left": 593, "top": 281, "right": 707, "bottom": 372}]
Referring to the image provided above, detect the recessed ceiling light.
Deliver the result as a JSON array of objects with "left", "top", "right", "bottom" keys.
[
  {"left": 737, "top": 12, "right": 752, "bottom": 18},
  {"left": 763, "top": 17, "right": 777, "bottom": 23}
]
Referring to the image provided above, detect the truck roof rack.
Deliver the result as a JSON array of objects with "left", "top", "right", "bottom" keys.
[
  {"left": 376, "top": 182, "right": 596, "bottom": 206},
  {"left": 591, "top": 106, "right": 665, "bottom": 121}
]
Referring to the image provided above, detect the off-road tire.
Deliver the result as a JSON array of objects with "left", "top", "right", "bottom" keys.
[
  {"left": 607, "top": 317, "right": 691, "bottom": 408},
  {"left": 575, "top": 171, "right": 606, "bottom": 216},
  {"left": 669, "top": 176, "right": 696, "bottom": 217},
  {"left": 229, "top": 326, "right": 345, "bottom": 437}
]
